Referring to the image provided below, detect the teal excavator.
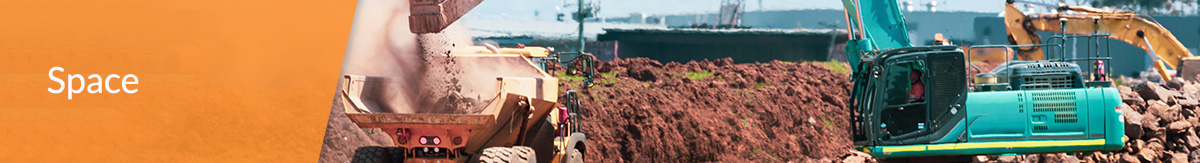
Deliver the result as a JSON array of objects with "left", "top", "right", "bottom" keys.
[{"left": 841, "top": 0, "right": 1125, "bottom": 159}]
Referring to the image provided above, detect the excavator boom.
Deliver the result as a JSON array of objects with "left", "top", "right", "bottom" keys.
[
  {"left": 1004, "top": 0, "right": 1195, "bottom": 80},
  {"left": 842, "top": 0, "right": 914, "bottom": 72}
]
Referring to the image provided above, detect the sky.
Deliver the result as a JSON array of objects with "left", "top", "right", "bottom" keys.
[{"left": 465, "top": 0, "right": 1009, "bottom": 21}]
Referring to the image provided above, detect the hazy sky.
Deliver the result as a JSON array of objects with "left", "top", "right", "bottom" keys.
[{"left": 466, "top": 0, "right": 1008, "bottom": 21}]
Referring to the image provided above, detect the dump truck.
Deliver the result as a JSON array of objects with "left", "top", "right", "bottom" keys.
[
  {"left": 841, "top": 0, "right": 1124, "bottom": 160},
  {"left": 340, "top": 46, "right": 586, "bottom": 163}
]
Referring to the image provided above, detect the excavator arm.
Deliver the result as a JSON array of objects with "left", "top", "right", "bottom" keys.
[
  {"left": 1004, "top": 1, "right": 1195, "bottom": 81},
  {"left": 842, "top": 0, "right": 914, "bottom": 72}
]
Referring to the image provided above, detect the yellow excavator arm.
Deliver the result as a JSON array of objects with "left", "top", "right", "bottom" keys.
[{"left": 1004, "top": 1, "right": 1195, "bottom": 81}]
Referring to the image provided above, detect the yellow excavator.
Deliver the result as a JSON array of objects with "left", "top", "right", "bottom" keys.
[{"left": 1004, "top": 0, "right": 1198, "bottom": 82}]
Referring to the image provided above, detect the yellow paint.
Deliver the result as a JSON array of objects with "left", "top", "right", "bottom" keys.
[
  {"left": 879, "top": 139, "right": 1106, "bottom": 153},
  {"left": 880, "top": 146, "right": 926, "bottom": 153}
]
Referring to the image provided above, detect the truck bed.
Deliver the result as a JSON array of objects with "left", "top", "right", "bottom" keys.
[{"left": 345, "top": 113, "right": 494, "bottom": 129}]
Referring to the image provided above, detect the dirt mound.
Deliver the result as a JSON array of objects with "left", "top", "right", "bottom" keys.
[{"left": 559, "top": 58, "right": 860, "bottom": 162}]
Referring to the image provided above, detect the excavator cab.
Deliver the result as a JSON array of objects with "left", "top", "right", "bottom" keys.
[
  {"left": 879, "top": 61, "right": 928, "bottom": 140},
  {"left": 850, "top": 46, "right": 969, "bottom": 147}
]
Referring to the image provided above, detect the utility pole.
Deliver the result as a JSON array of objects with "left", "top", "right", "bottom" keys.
[{"left": 578, "top": 0, "right": 585, "bottom": 55}]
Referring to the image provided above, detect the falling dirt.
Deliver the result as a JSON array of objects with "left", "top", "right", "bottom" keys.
[
  {"left": 319, "top": 0, "right": 482, "bottom": 162},
  {"left": 558, "top": 58, "right": 859, "bottom": 162}
]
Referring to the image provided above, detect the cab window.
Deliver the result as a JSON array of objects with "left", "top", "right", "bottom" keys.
[{"left": 878, "top": 61, "right": 928, "bottom": 139}]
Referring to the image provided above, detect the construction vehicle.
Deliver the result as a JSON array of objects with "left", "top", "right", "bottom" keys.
[
  {"left": 841, "top": 0, "right": 1124, "bottom": 159},
  {"left": 1003, "top": 0, "right": 1198, "bottom": 82},
  {"left": 339, "top": 1, "right": 588, "bottom": 162},
  {"left": 341, "top": 46, "right": 586, "bottom": 163}
]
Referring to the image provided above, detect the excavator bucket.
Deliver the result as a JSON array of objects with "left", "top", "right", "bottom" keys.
[
  {"left": 409, "top": 0, "right": 484, "bottom": 33},
  {"left": 1180, "top": 59, "right": 1200, "bottom": 82}
]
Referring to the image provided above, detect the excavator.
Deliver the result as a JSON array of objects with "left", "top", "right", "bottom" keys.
[
  {"left": 1003, "top": 0, "right": 1199, "bottom": 82},
  {"left": 842, "top": 0, "right": 1124, "bottom": 160}
]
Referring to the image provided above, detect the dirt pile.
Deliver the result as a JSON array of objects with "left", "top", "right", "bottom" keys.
[{"left": 558, "top": 58, "right": 867, "bottom": 162}]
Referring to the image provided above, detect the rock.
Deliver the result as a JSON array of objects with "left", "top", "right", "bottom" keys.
[
  {"left": 996, "top": 155, "right": 1018, "bottom": 162},
  {"left": 972, "top": 155, "right": 990, "bottom": 163},
  {"left": 1175, "top": 152, "right": 1191, "bottom": 163},
  {"left": 1181, "top": 97, "right": 1200, "bottom": 107},
  {"left": 840, "top": 150, "right": 874, "bottom": 163},
  {"left": 1140, "top": 82, "right": 1177, "bottom": 103},
  {"left": 1126, "top": 107, "right": 1147, "bottom": 139},
  {"left": 1059, "top": 153, "right": 1081, "bottom": 163},
  {"left": 1122, "top": 85, "right": 1149, "bottom": 111},
  {"left": 1162, "top": 105, "right": 1186, "bottom": 123},
  {"left": 1188, "top": 132, "right": 1200, "bottom": 148},
  {"left": 1137, "top": 139, "right": 1147, "bottom": 150},
  {"left": 1088, "top": 152, "right": 1112, "bottom": 163},
  {"left": 1141, "top": 151, "right": 1161, "bottom": 162},
  {"left": 1151, "top": 100, "right": 1171, "bottom": 115},
  {"left": 1036, "top": 153, "right": 1069, "bottom": 163},
  {"left": 1143, "top": 143, "right": 1164, "bottom": 161},
  {"left": 1120, "top": 153, "right": 1141, "bottom": 163},
  {"left": 1147, "top": 117, "right": 1167, "bottom": 138},
  {"left": 1190, "top": 149, "right": 1200, "bottom": 162},
  {"left": 1171, "top": 79, "right": 1188, "bottom": 90},
  {"left": 1024, "top": 154, "right": 1040, "bottom": 163},
  {"left": 1185, "top": 84, "right": 1200, "bottom": 95},
  {"left": 1170, "top": 121, "right": 1194, "bottom": 133}
]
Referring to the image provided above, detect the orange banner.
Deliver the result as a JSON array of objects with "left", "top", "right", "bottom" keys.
[{"left": 0, "top": 0, "right": 355, "bottom": 162}]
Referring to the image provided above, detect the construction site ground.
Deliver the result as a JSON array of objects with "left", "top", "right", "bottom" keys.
[
  {"left": 321, "top": 56, "right": 1200, "bottom": 163},
  {"left": 320, "top": 57, "right": 866, "bottom": 162}
]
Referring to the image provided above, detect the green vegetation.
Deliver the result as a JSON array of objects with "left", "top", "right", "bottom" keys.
[
  {"left": 683, "top": 71, "right": 714, "bottom": 80},
  {"left": 753, "top": 81, "right": 771, "bottom": 90},
  {"left": 600, "top": 71, "right": 619, "bottom": 78},
  {"left": 822, "top": 117, "right": 834, "bottom": 129},
  {"left": 803, "top": 61, "right": 851, "bottom": 75},
  {"left": 556, "top": 71, "right": 586, "bottom": 81}
]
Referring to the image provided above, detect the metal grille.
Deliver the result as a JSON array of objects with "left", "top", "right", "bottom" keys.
[
  {"left": 1034, "top": 125, "right": 1049, "bottom": 130},
  {"left": 1032, "top": 102, "right": 1076, "bottom": 112},
  {"left": 1031, "top": 91, "right": 1077, "bottom": 113},
  {"left": 1032, "top": 91, "right": 1079, "bottom": 123},
  {"left": 1031, "top": 91, "right": 1075, "bottom": 101},
  {"left": 1021, "top": 74, "right": 1076, "bottom": 89},
  {"left": 1054, "top": 113, "right": 1078, "bottom": 123},
  {"left": 927, "top": 54, "right": 966, "bottom": 127},
  {"left": 1023, "top": 62, "right": 1074, "bottom": 69}
]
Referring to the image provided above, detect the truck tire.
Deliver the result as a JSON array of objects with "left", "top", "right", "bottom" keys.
[
  {"left": 567, "top": 149, "right": 583, "bottom": 163},
  {"left": 478, "top": 146, "right": 536, "bottom": 163},
  {"left": 511, "top": 146, "right": 535, "bottom": 163},
  {"left": 351, "top": 146, "right": 393, "bottom": 163}
]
